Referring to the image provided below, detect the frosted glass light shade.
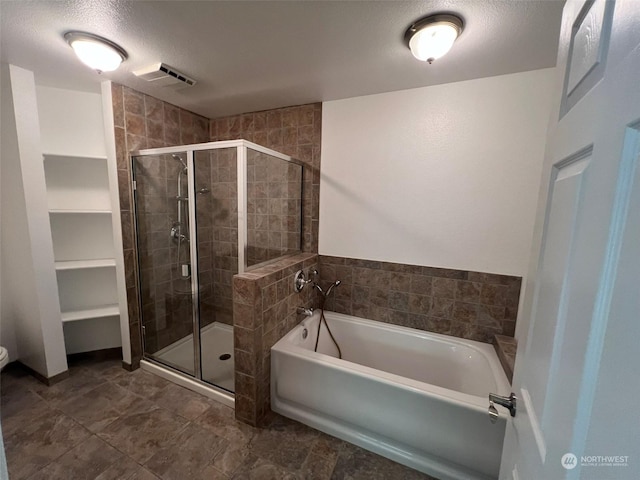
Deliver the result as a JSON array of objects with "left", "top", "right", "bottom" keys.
[
  {"left": 405, "top": 15, "right": 463, "bottom": 64},
  {"left": 65, "top": 32, "right": 127, "bottom": 73},
  {"left": 409, "top": 24, "right": 458, "bottom": 62}
]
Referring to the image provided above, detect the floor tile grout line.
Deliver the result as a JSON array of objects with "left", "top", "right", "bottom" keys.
[
  {"left": 94, "top": 429, "right": 150, "bottom": 470},
  {"left": 20, "top": 419, "right": 95, "bottom": 480}
]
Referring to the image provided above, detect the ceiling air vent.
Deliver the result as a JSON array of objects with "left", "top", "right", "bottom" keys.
[{"left": 133, "top": 63, "right": 196, "bottom": 87}]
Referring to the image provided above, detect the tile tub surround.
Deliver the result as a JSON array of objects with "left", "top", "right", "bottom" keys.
[
  {"left": 318, "top": 256, "right": 522, "bottom": 343},
  {"left": 1, "top": 356, "right": 435, "bottom": 480},
  {"left": 232, "top": 253, "right": 320, "bottom": 426},
  {"left": 210, "top": 103, "right": 322, "bottom": 255},
  {"left": 493, "top": 334, "right": 517, "bottom": 382},
  {"left": 112, "top": 83, "right": 210, "bottom": 367}
]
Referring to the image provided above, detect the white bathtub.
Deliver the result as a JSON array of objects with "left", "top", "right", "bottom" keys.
[{"left": 271, "top": 311, "right": 511, "bottom": 480}]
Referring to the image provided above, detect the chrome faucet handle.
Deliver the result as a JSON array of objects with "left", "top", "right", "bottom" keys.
[
  {"left": 294, "top": 270, "right": 310, "bottom": 292},
  {"left": 488, "top": 401, "right": 499, "bottom": 424},
  {"left": 488, "top": 392, "right": 517, "bottom": 418},
  {"left": 294, "top": 269, "right": 318, "bottom": 293}
]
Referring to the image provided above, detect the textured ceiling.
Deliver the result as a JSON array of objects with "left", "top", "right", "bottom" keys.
[{"left": 0, "top": 0, "right": 564, "bottom": 118}]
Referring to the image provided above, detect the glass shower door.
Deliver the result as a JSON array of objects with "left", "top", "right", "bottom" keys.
[
  {"left": 133, "top": 152, "right": 197, "bottom": 376},
  {"left": 194, "top": 148, "right": 237, "bottom": 392}
]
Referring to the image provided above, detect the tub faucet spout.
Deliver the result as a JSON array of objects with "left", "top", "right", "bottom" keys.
[{"left": 297, "top": 307, "right": 314, "bottom": 317}]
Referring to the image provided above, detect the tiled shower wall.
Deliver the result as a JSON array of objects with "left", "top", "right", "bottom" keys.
[
  {"left": 112, "top": 83, "right": 210, "bottom": 367},
  {"left": 318, "top": 256, "right": 521, "bottom": 343},
  {"left": 209, "top": 103, "right": 321, "bottom": 254},
  {"left": 246, "top": 150, "right": 303, "bottom": 266},
  {"left": 232, "top": 253, "right": 319, "bottom": 426},
  {"left": 198, "top": 147, "right": 239, "bottom": 327}
]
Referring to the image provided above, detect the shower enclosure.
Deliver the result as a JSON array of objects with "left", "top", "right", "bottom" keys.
[{"left": 131, "top": 140, "right": 303, "bottom": 397}]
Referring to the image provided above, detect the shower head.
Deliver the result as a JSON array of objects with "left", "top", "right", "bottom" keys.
[
  {"left": 325, "top": 280, "right": 342, "bottom": 298},
  {"left": 172, "top": 154, "right": 187, "bottom": 172},
  {"left": 313, "top": 278, "right": 341, "bottom": 298}
]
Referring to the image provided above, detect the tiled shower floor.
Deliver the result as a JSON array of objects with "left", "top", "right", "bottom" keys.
[
  {"left": 154, "top": 322, "right": 235, "bottom": 392},
  {"left": 0, "top": 356, "right": 437, "bottom": 480}
]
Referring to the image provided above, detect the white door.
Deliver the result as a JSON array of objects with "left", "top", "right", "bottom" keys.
[{"left": 499, "top": 0, "right": 640, "bottom": 479}]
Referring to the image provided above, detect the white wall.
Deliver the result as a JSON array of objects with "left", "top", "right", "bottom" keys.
[
  {"left": 1, "top": 65, "right": 22, "bottom": 362},
  {"left": 320, "top": 68, "right": 555, "bottom": 276},
  {"left": 0, "top": 64, "right": 67, "bottom": 376},
  {"left": 36, "top": 86, "right": 107, "bottom": 158}
]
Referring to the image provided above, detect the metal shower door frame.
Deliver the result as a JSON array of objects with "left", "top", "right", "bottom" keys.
[{"left": 186, "top": 150, "right": 202, "bottom": 380}]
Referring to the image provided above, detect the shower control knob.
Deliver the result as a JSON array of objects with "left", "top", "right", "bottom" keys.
[{"left": 294, "top": 270, "right": 310, "bottom": 292}]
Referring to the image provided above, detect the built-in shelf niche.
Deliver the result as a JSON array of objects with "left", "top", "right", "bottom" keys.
[
  {"left": 63, "top": 316, "right": 121, "bottom": 354},
  {"left": 44, "top": 154, "right": 111, "bottom": 211},
  {"left": 49, "top": 212, "right": 115, "bottom": 261},
  {"left": 42, "top": 148, "right": 122, "bottom": 355},
  {"left": 10, "top": 83, "right": 130, "bottom": 363},
  {"left": 57, "top": 264, "right": 117, "bottom": 305}
]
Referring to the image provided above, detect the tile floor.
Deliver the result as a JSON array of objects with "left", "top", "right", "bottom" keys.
[{"left": 1, "top": 357, "right": 437, "bottom": 480}]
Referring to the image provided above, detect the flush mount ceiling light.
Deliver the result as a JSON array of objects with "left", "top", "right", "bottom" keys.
[
  {"left": 64, "top": 31, "right": 127, "bottom": 73},
  {"left": 404, "top": 14, "right": 464, "bottom": 64}
]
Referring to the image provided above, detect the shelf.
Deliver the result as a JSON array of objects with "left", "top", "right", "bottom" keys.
[
  {"left": 61, "top": 304, "right": 120, "bottom": 323},
  {"left": 43, "top": 153, "right": 107, "bottom": 162},
  {"left": 49, "top": 209, "right": 112, "bottom": 214},
  {"left": 55, "top": 259, "right": 116, "bottom": 271}
]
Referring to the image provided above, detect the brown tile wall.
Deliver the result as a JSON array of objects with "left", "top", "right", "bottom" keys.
[
  {"left": 211, "top": 105, "right": 321, "bottom": 425},
  {"left": 317, "top": 256, "right": 521, "bottom": 343},
  {"left": 199, "top": 147, "right": 239, "bottom": 326},
  {"left": 113, "top": 83, "right": 210, "bottom": 367},
  {"left": 209, "top": 103, "right": 321, "bottom": 254},
  {"left": 232, "top": 253, "right": 319, "bottom": 426},
  {"left": 246, "top": 150, "right": 303, "bottom": 266}
]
